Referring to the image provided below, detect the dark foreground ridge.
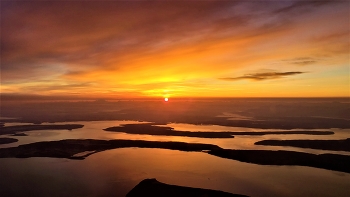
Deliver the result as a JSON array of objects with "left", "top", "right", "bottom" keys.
[
  {"left": 0, "top": 124, "right": 84, "bottom": 135},
  {"left": 104, "top": 123, "right": 334, "bottom": 138},
  {"left": 255, "top": 138, "right": 350, "bottom": 152},
  {"left": 0, "top": 137, "right": 18, "bottom": 144},
  {"left": 126, "top": 178, "right": 248, "bottom": 197},
  {"left": 0, "top": 139, "right": 349, "bottom": 173}
]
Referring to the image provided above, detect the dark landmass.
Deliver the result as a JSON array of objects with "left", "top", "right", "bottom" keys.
[
  {"left": 226, "top": 131, "right": 334, "bottom": 135},
  {"left": 193, "top": 116, "right": 350, "bottom": 130},
  {"left": 0, "top": 137, "right": 18, "bottom": 144},
  {"left": 1, "top": 98, "right": 349, "bottom": 129},
  {"left": 0, "top": 139, "right": 220, "bottom": 159},
  {"left": 104, "top": 124, "right": 235, "bottom": 138},
  {"left": 10, "top": 133, "right": 28, "bottom": 136},
  {"left": 104, "top": 123, "right": 333, "bottom": 138},
  {"left": 0, "top": 139, "right": 349, "bottom": 173},
  {"left": 255, "top": 138, "right": 350, "bottom": 152},
  {"left": 0, "top": 124, "right": 84, "bottom": 135},
  {"left": 208, "top": 149, "right": 350, "bottom": 173},
  {"left": 126, "top": 178, "right": 248, "bottom": 197}
]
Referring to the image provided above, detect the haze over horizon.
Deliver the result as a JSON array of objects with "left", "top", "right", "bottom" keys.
[{"left": 1, "top": 1, "right": 349, "bottom": 100}]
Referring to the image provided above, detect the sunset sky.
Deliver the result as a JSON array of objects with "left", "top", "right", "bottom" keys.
[{"left": 1, "top": 1, "right": 349, "bottom": 99}]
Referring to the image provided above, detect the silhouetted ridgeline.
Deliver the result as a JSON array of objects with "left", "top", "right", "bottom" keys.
[
  {"left": 255, "top": 138, "right": 350, "bottom": 152},
  {"left": 0, "top": 139, "right": 349, "bottom": 173},
  {"left": 126, "top": 178, "right": 248, "bottom": 197},
  {"left": 104, "top": 123, "right": 334, "bottom": 138},
  {"left": 0, "top": 124, "right": 84, "bottom": 135}
]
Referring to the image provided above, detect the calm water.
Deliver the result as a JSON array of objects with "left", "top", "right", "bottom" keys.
[{"left": 1, "top": 121, "right": 350, "bottom": 197}]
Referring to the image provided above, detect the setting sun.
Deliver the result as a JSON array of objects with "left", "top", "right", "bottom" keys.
[{"left": 164, "top": 98, "right": 169, "bottom": 102}]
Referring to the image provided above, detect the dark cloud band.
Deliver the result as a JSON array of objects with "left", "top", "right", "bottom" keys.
[{"left": 219, "top": 71, "right": 304, "bottom": 81}]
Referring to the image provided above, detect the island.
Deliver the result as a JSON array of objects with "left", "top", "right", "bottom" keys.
[
  {"left": 255, "top": 138, "right": 350, "bottom": 152},
  {"left": 104, "top": 124, "right": 235, "bottom": 138},
  {"left": 0, "top": 137, "right": 18, "bottom": 144},
  {"left": 207, "top": 149, "right": 350, "bottom": 173},
  {"left": 104, "top": 123, "right": 334, "bottom": 139},
  {"left": 0, "top": 139, "right": 349, "bottom": 173},
  {"left": 10, "top": 133, "right": 28, "bottom": 136},
  {"left": 0, "top": 139, "right": 221, "bottom": 159},
  {"left": 0, "top": 124, "right": 84, "bottom": 135},
  {"left": 126, "top": 178, "right": 248, "bottom": 197}
]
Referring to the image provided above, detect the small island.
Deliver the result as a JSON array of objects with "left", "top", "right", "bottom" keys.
[
  {"left": 126, "top": 178, "right": 248, "bottom": 197},
  {"left": 104, "top": 123, "right": 334, "bottom": 139},
  {"left": 10, "top": 133, "right": 28, "bottom": 136},
  {"left": 104, "top": 124, "right": 235, "bottom": 138},
  {"left": 0, "top": 124, "right": 84, "bottom": 135},
  {"left": 207, "top": 149, "right": 350, "bottom": 173},
  {"left": 0, "top": 137, "right": 18, "bottom": 144},
  {"left": 255, "top": 138, "right": 350, "bottom": 152}
]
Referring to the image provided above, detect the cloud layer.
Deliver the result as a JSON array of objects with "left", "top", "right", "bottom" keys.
[{"left": 1, "top": 1, "right": 349, "bottom": 98}]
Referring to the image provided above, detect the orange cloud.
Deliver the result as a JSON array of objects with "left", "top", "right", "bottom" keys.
[{"left": 1, "top": 1, "right": 348, "bottom": 98}]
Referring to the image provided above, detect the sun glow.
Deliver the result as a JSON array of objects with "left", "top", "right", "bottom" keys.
[{"left": 164, "top": 97, "right": 169, "bottom": 102}]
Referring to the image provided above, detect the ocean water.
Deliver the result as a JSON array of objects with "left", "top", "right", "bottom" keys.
[{"left": 1, "top": 120, "right": 350, "bottom": 197}]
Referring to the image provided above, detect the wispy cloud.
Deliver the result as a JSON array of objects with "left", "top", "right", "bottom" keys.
[
  {"left": 219, "top": 71, "right": 305, "bottom": 81},
  {"left": 273, "top": 1, "right": 339, "bottom": 15},
  {"left": 283, "top": 57, "right": 317, "bottom": 66}
]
